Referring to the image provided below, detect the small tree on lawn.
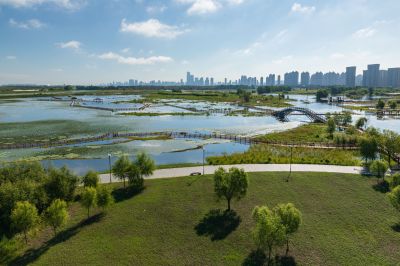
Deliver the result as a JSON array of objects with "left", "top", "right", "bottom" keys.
[
  {"left": 252, "top": 205, "right": 285, "bottom": 263},
  {"left": 81, "top": 187, "right": 97, "bottom": 218},
  {"left": 82, "top": 171, "right": 99, "bottom": 188},
  {"left": 126, "top": 164, "right": 143, "bottom": 190},
  {"left": 388, "top": 186, "right": 400, "bottom": 221},
  {"left": 355, "top": 117, "right": 368, "bottom": 130},
  {"left": 389, "top": 101, "right": 397, "bottom": 110},
  {"left": 112, "top": 155, "right": 131, "bottom": 188},
  {"left": 326, "top": 117, "right": 336, "bottom": 138},
  {"left": 370, "top": 160, "right": 389, "bottom": 183},
  {"left": 273, "top": 203, "right": 302, "bottom": 255},
  {"left": 214, "top": 167, "right": 248, "bottom": 211},
  {"left": 97, "top": 186, "right": 114, "bottom": 211},
  {"left": 11, "top": 201, "right": 39, "bottom": 244},
  {"left": 135, "top": 152, "right": 155, "bottom": 179},
  {"left": 43, "top": 199, "right": 69, "bottom": 236},
  {"left": 359, "top": 137, "right": 378, "bottom": 163},
  {"left": 376, "top": 99, "right": 385, "bottom": 110}
]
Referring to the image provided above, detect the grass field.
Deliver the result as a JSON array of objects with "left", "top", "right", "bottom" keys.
[
  {"left": 11, "top": 172, "right": 400, "bottom": 265},
  {"left": 256, "top": 124, "right": 330, "bottom": 143}
]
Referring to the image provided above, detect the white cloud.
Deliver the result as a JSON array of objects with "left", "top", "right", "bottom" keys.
[
  {"left": 121, "top": 48, "right": 130, "bottom": 53},
  {"left": 0, "top": 0, "right": 85, "bottom": 10},
  {"left": 9, "top": 18, "right": 46, "bottom": 29},
  {"left": 120, "top": 19, "right": 187, "bottom": 39},
  {"left": 353, "top": 27, "right": 376, "bottom": 38},
  {"left": 6, "top": 55, "right": 17, "bottom": 60},
  {"left": 98, "top": 52, "right": 173, "bottom": 65},
  {"left": 235, "top": 41, "right": 261, "bottom": 56},
  {"left": 291, "top": 3, "right": 315, "bottom": 15},
  {"left": 146, "top": 4, "right": 167, "bottom": 14},
  {"left": 56, "top": 40, "right": 81, "bottom": 50},
  {"left": 330, "top": 53, "right": 345, "bottom": 59},
  {"left": 176, "top": 0, "right": 244, "bottom": 15},
  {"left": 273, "top": 55, "right": 293, "bottom": 64}
]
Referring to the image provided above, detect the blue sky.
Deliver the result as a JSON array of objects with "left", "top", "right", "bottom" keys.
[{"left": 0, "top": 0, "right": 399, "bottom": 85}]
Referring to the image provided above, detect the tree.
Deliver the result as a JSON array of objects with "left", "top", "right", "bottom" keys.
[
  {"left": 389, "top": 100, "right": 397, "bottom": 110},
  {"left": 370, "top": 160, "right": 389, "bottom": 182},
  {"left": 273, "top": 203, "right": 302, "bottom": 255},
  {"left": 126, "top": 164, "right": 143, "bottom": 189},
  {"left": 10, "top": 201, "right": 39, "bottom": 244},
  {"left": 82, "top": 171, "right": 99, "bottom": 188},
  {"left": 45, "top": 166, "right": 79, "bottom": 202},
  {"left": 359, "top": 137, "right": 378, "bottom": 163},
  {"left": 388, "top": 186, "right": 400, "bottom": 213},
  {"left": 112, "top": 155, "right": 131, "bottom": 188},
  {"left": 326, "top": 117, "right": 336, "bottom": 138},
  {"left": 97, "top": 186, "right": 114, "bottom": 211},
  {"left": 390, "top": 174, "right": 400, "bottom": 190},
  {"left": 43, "top": 199, "right": 69, "bottom": 236},
  {"left": 380, "top": 130, "right": 400, "bottom": 167},
  {"left": 355, "top": 117, "right": 368, "bottom": 130},
  {"left": 213, "top": 167, "right": 248, "bottom": 211},
  {"left": 341, "top": 111, "right": 353, "bottom": 126},
  {"left": 80, "top": 187, "right": 97, "bottom": 218},
  {"left": 376, "top": 99, "right": 385, "bottom": 109},
  {"left": 252, "top": 206, "right": 285, "bottom": 263},
  {"left": 135, "top": 152, "right": 155, "bottom": 179},
  {"left": 316, "top": 89, "right": 328, "bottom": 102}
]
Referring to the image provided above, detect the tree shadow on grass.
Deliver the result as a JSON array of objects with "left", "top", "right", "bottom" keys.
[
  {"left": 372, "top": 180, "right": 390, "bottom": 193},
  {"left": 391, "top": 222, "right": 400, "bottom": 232},
  {"left": 10, "top": 213, "right": 105, "bottom": 266},
  {"left": 112, "top": 186, "right": 144, "bottom": 203},
  {"left": 242, "top": 250, "right": 297, "bottom": 266},
  {"left": 194, "top": 209, "right": 241, "bottom": 241}
]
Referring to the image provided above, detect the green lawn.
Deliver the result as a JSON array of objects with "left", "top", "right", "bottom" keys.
[
  {"left": 13, "top": 172, "right": 400, "bottom": 265},
  {"left": 256, "top": 124, "right": 330, "bottom": 143}
]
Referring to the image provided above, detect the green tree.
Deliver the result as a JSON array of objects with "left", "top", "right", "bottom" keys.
[
  {"left": 80, "top": 187, "right": 97, "bottom": 218},
  {"left": 10, "top": 201, "right": 39, "bottom": 244},
  {"left": 316, "top": 89, "right": 328, "bottom": 102},
  {"left": 45, "top": 166, "right": 79, "bottom": 202},
  {"left": 326, "top": 117, "right": 336, "bottom": 138},
  {"left": 126, "top": 164, "right": 143, "bottom": 189},
  {"left": 341, "top": 111, "right": 353, "bottom": 126},
  {"left": 389, "top": 101, "right": 397, "bottom": 110},
  {"left": 388, "top": 186, "right": 400, "bottom": 213},
  {"left": 252, "top": 205, "right": 285, "bottom": 263},
  {"left": 390, "top": 174, "right": 400, "bottom": 190},
  {"left": 213, "top": 167, "right": 248, "bottom": 211},
  {"left": 370, "top": 160, "right": 389, "bottom": 182},
  {"left": 135, "top": 152, "right": 155, "bottom": 179},
  {"left": 355, "top": 117, "right": 368, "bottom": 130},
  {"left": 273, "top": 203, "right": 302, "bottom": 255},
  {"left": 359, "top": 137, "right": 378, "bottom": 163},
  {"left": 112, "top": 155, "right": 131, "bottom": 188},
  {"left": 97, "top": 186, "right": 114, "bottom": 211},
  {"left": 82, "top": 171, "right": 99, "bottom": 188},
  {"left": 376, "top": 99, "right": 385, "bottom": 109},
  {"left": 380, "top": 130, "right": 400, "bottom": 167},
  {"left": 43, "top": 199, "right": 69, "bottom": 236}
]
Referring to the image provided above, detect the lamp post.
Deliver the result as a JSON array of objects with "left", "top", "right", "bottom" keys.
[
  {"left": 108, "top": 153, "right": 112, "bottom": 184},
  {"left": 202, "top": 146, "right": 205, "bottom": 175}
]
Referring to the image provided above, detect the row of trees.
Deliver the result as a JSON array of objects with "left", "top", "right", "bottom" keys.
[
  {"left": 212, "top": 167, "right": 302, "bottom": 262},
  {"left": 376, "top": 99, "right": 398, "bottom": 110}
]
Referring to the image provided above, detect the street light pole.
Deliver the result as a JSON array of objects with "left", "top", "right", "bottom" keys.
[
  {"left": 108, "top": 153, "right": 112, "bottom": 184},
  {"left": 202, "top": 147, "right": 205, "bottom": 175}
]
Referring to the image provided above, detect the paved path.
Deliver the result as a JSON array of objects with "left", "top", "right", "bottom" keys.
[{"left": 99, "top": 164, "right": 364, "bottom": 183}]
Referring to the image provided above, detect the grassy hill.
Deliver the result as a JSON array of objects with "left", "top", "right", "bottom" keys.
[{"left": 12, "top": 172, "right": 400, "bottom": 265}]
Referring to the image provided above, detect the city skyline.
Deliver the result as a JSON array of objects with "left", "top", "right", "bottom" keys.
[{"left": 1, "top": 0, "right": 400, "bottom": 85}]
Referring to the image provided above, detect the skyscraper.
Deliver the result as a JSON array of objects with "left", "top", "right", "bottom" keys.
[
  {"left": 367, "top": 64, "right": 380, "bottom": 87},
  {"left": 345, "top": 66, "right": 356, "bottom": 87},
  {"left": 260, "top": 77, "right": 264, "bottom": 86},
  {"left": 300, "top": 72, "right": 310, "bottom": 86},
  {"left": 277, "top": 75, "right": 281, "bottom": 86},
  {"left": 388, "top": 68, "right": 400, "bottom": 88},
  {"left": 284, "top": 71, "right": 299, "bottom": 86}
]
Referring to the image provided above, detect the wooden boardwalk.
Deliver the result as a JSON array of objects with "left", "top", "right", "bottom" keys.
[{"left": 0, "top": 131, "right": 358, "bottom": 150}]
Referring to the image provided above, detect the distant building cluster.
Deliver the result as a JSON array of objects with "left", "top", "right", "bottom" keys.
[{"left": 103, "top": 64, "right": 400, "bottom": 88}]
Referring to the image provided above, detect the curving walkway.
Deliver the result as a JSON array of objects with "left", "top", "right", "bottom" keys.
[{"left": 99, "top": 164, "right": 364, "bottom": 183}]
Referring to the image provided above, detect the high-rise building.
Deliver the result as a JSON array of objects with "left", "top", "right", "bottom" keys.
[
  {"left": 345, "top": 66, "right": 356, "bottom": 87},
  {"left": 356, "top": 75, "right": 363, "bottom": 87},
  {"left": 367, "top": 64, "right": 380, "bottom": 87},
  {"left": 300, "top": 72, "right": 310, "bottom": 86},
  {"left": 277, "top": 75, "right": 281, "bottom": 86},
  {"left": 388, "top": 68, "right": 400, "bottom": 88},
  {"left": 310, "top": 72, "right": 323, "bottom": 86},
  {"left": 260, "top": 77, "right": 264, "bottom": 86},
  {"left": 284, "top": 71, "right": 299, "bottom": 86},
  {"left": 379, "top": 70, "right": 388, "bottom": 87},
  {"left": 362, "top": 70, "right": 368, "bottom": 87},
  {"left": 210, "top": 77, "right": 214, "bottom": 86}
]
